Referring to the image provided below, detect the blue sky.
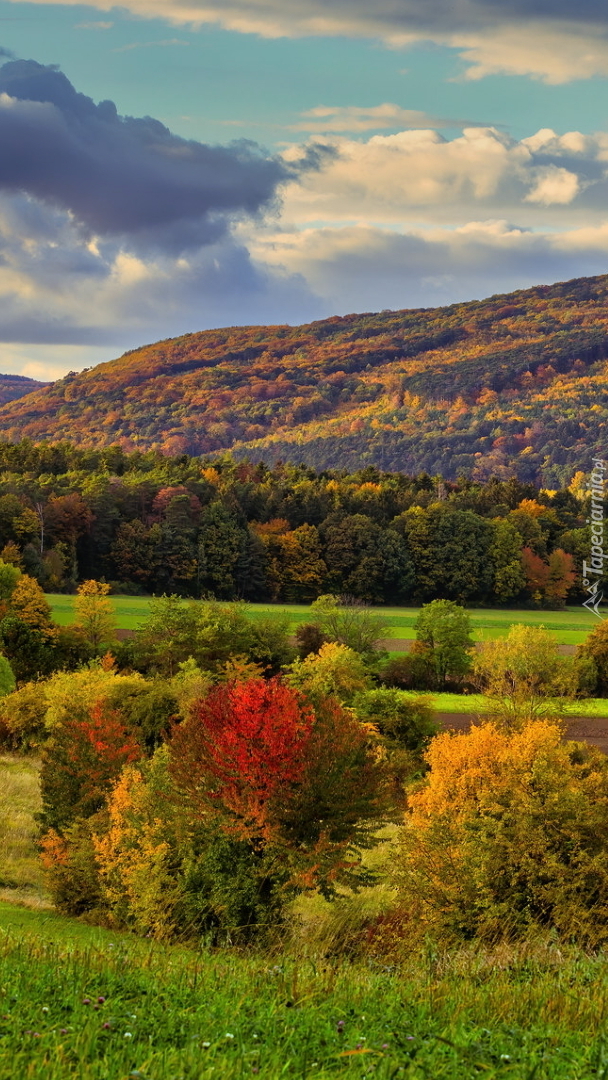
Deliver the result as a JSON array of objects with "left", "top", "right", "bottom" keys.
[{"left": 1, "top": 0, "right": 608, "bottom": 377}]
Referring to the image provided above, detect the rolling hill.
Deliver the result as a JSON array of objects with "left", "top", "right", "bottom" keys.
[
  {"left": 1, "top": 274, "right": 608, "bottom": 483},
  {"left": 0, "top": 374, "right": 48, "bottom": 406}
]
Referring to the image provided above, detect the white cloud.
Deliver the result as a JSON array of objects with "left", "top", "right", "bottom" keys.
[
  {"left": 8, "top": 0, "right": 608, "bottom": 82},
  {"left": 248, "top": 218, "right": 608, "bottom": 313},
  {"left": 279, "top": 127, "right": 608, "bottom": 226},
  {"left": 524, "top": 165, "right": 581, "bottom": 206}
]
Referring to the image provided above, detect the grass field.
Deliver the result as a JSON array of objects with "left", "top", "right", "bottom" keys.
[
  {"left": 400, "top": 692, "right": 608, "bottom": 718},
  {"left": 47, "top": 595, "right": 598, "bottom": 645},
  {"left": 0, "top": 755, "right": 47, "bottom": 908},
  {"left": 2, "top": 900, "right": 608, "bottom": 1078}
]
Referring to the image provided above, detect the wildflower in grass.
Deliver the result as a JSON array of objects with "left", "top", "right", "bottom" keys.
[
  {"left": 103, "top": 1023, "right": 111, "bottom": 1030},
  {"left": 97, "top": 996, "right": 106, "bottom": 1003},
  {"left": 83, "top": 998, "right": 91, "bottom": 1005},
  {"left": 124, "top": 1031, "right": 133, "bottom": 1038}
]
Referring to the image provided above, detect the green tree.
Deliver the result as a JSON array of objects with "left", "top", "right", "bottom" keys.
[
  {"left": 397, "top": 506, "right": 493, "bottom": 603},
  {"left": 309, "top": 594, "right": 389, "bottom": 666},
  {"left": 198, "top": 502, "right": 244, "bottom": 599},
  {"left": 415, "top": 600, "right": 473, "bottom": 689},
  {"left": 489, "top": 518, "right": 526, "bottom": 603},
  {"left": 134, "top": 595, "right": 199, "bottom": 676},
  {"left": 320, "top": 513, "right": 412, "bottom": 603}
]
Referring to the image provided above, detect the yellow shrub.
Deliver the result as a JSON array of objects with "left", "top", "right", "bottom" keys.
[
  {"left": 394, "top": 720, "right": 608, "bottom": 945},
  {"left": 93, "top": 750, "right": 182, "bottom": 939}
]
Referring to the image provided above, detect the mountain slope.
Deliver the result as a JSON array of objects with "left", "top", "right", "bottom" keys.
[{"left": 1, "top": 274, "right": 608, "bottom": 483}]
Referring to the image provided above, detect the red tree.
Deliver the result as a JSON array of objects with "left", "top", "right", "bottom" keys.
[
  {"left": 169, "top": 677, "right": 315, "bottom": 840},
  {"left": 169, "top": 677, "right": 394, "bottom": 892}
]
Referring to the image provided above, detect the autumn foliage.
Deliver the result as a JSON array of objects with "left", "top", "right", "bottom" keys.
[
  {"left": 169, "top": 677, "right": 393, "bottom": 893},
  {"left": 395, "top": 720, "right": 608, "bottom": 945},
  {"left": 40, "top": 700, "right": 142, "bottom": 831},
  {"left": 169, "top": 677, "right": 316, "bottom": 841}
]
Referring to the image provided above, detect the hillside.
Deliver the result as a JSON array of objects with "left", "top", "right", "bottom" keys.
[
  {"left": 2, "top": 274, "right": 608, "bottom": 483},
  {"left": 0, "top": 374, "right": 48, "bottom": 406}
]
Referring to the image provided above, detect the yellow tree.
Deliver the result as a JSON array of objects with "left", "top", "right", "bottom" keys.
[
  {"left": 74, "top": 580, "right": 116, "bottom": 650},
  {"left": 11, "top": 574, "right": 56, "bottom": 636}
]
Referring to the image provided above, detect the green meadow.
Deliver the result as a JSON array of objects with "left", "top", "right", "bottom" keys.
[
  {"left": 47, "top": 595, "right": 598, "bottom": 645},
  {"left": 3, "top": 896, "right": 608, "bottom": 1079}
]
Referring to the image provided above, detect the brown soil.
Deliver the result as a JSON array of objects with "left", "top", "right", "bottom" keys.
[{"left": 437, "top": 711, "right": 608, "bottom": 754}]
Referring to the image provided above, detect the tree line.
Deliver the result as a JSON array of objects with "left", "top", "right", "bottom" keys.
[{"left": 0, "top": 440, "right": 592, "bottom": 606}]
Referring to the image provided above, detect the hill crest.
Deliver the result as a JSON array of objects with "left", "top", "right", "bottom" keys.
[{"left": 2, "top": 274, "right": 608, "bottom": 485}]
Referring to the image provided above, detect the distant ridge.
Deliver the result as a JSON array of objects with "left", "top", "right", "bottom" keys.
[
  {"left": 0, "top": 373, "right": 49, "bottom": 406},
  {"left": 1, "top": 274, "right": 608, "bottom": 484}
]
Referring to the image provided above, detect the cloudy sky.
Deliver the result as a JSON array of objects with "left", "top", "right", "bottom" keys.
[{"left": 1, "top": 0, "right": 608, "bottom": 378}]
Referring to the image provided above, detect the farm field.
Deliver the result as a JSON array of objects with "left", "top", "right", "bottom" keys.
[
  {"left": 2, "top": 899, "right": 608, "bottom": 1079},
  {"left": 47, "top": 595, "right": 598, "bottom": 645},
  {"left": 401, "top": 692, "right": 608, "bottom": 719}
]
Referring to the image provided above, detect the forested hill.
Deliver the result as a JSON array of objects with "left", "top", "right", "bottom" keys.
[
  {"left": 2, "top": 274, "right": 608, "bottom": 484},
  {"left": 0, "top": 374, "right": 48, "bottom": 405}
]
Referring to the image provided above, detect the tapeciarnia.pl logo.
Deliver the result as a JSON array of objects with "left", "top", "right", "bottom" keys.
[{"left": 582, "top": 457, "right": 607, "bottom": 619}]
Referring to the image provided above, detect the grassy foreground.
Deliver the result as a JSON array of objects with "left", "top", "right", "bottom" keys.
[
  {"left": 47, "top": 595, "right": 597, "bottom": 645},
  {"left": 2, "top": 902, "right": 608, "bottom": 1079}
]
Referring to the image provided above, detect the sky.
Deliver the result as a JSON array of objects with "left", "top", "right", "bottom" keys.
[{"left": 1, "top": 1, "right": 608, "bottom": 378}]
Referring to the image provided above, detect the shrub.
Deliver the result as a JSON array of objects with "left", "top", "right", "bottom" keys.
[
  {"left": 40, "top": 818, "right": 103, "bottom": 916},
  {"left": 295, "top": 622, "right": 329, "bottom": 659},
  {"left": 40, "top": 700, "right": 142, "bottom": 832},
  {"left": 578, "top": 620, "right": 608, "bottom": 696},
  {"left": 394, "top": 720, "right": 608, "bottom": 946},
  {"left": 284, "top": 642, "right": 370, "bottom": 705},
  {"left": 352, "top": 687, "right": 438, "bottom": 753},
  {"left": 0, "top": 680, "right": 46, "bottom": 749},
  {"left": 93, "top": 752, "right": 184, "bottom": 939}
]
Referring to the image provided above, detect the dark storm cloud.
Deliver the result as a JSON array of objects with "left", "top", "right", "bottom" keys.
[{"left": 0, "top": 59, "right": 291, "bottom": 248}]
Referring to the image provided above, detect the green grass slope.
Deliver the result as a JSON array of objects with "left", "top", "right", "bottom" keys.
[
  {"left": 2, "top": 900, "right": 608, "bottom": 1078},
  {"left": 1, "top": 274, "right": 608, "bottom": 482}
]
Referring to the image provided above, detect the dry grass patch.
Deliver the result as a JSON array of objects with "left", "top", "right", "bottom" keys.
[{"left": 0, "top": 754, "right": 49, "bottom": 907}]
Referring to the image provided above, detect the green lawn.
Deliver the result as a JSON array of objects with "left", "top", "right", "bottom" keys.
[
  {"left": 400, "top": 692, "right": 608, "bottom": 718},
  {"left": 2, "top": 900, "right": 608, "bottom": 1078},
  {"left": 47, "top": 595, "right": 598, "bottom": 645}
]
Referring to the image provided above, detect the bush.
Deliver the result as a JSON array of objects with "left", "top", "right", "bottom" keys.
[
  {"left": 352, "top": 687, "right": 438, "bottom": 753},
  {"left": 284, "top": 642, "right": 370, "bottom": 705},
  {"left": 40, "top": 700, "right": 142, "bottom": 832},
  {"left": 295, "top": 623, "right": 329, "bottom": 659},
  {"left": 0, "top": 680, "right": 46, "bottom": 749},
  {"left": 40, "top": 818, "right": 103, "bottom": 916},
  {"left": 380, "top": 650, "right": 437, "bottom": 691},
  {"left": 394, "top": 720, "right": 608, "bottom": 946}
]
